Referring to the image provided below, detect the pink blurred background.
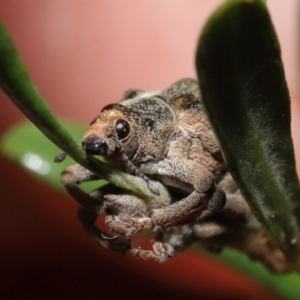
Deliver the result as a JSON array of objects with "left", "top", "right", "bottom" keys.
[{"left": 1, "top": 0, "right": 299, "bottom": 298}]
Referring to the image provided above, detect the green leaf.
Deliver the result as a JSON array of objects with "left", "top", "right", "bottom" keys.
[
  {"left": 196, "top": 0, "right": 300, "bottom": 259},
  {"left": 0, "top": 120, "right": 104, "bottom": 193}
]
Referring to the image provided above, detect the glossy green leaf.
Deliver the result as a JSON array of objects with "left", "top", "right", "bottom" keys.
[
  {"left": 196, "top": 0, "right": 300, "bottom": 258},
  {"left": 0, "top": 120, "right": 104, "bottom": 193}
]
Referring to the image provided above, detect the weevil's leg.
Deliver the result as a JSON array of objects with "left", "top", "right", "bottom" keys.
[
  {"left": 104, "top": 181, "right": 172, "bottom": 237},
  {"left": 104, "top": 194, "right": 150, "bottom": 237},
  {"left": 151, "top": 187, "right": 225, "bottom": 227},
  {"left": 186, "top": 192, "right": 250, "bottom": 254},
  {"left": 214, "top": 173, "right": 251, "bottom": 225},
  {"left": 61, "top": 164, "right": 131, "bottom": 254},
  {"left": 185, "top": 175, "right": 251, "bottom": 251},
  {"left": 104, "top": 159, "right": 226, "bottom": 233},
  {"left": 139, "top": 159, "right": 226, "bottom": 228},
  {"left": 103, "top": 194, "right": 149, "bottom": 217},
  {"left": 130, "top": 242, "right": 174, "bottom": 263},
  {"left": 166, "top": 225, "right": 193, "bottom": 254},
  {"left": 166, "top": 191, "right": 250, "bottom": 253},
  {"left": 166, "top": 190, "right": 250, "bottom": 254},
  {"left": 105, "top": 213, "right": 152, "bottom": 237},
  {"left": 101, "top": 194, "right": 175, "bottom": 261},
  {"left": 192, "top": 172, "right": 251, "bottom": 238},
  {"left": 60, "top": 164, "right": 109, "bottom": 213},
  {"left": 208, "top": 192, "right": 251, "bottom": 225},
  {"left": 184, "top": 181, "right": 250, "bottom": 241},
  {"left": 77, "top": 206, "right": 130, "bottom": 255}
]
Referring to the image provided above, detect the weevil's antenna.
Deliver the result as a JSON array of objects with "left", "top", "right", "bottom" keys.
[
  {"left": 54, "top": 152, "right": 67, "bottom": 162},
  {"left": 114, "top": 139, "right": 160, "bottom": 196}
]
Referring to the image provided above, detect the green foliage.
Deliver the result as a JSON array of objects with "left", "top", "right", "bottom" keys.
[{"left": 196, "top": 0, "right": 300, "bottom": 259}]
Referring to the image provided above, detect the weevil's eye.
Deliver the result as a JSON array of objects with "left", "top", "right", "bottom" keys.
[
  {"left": 115, "top": 119, "right": 130, "bottom": 140},
  {"left": 90, "top": 116, "right": 98, "bottom": 126}
]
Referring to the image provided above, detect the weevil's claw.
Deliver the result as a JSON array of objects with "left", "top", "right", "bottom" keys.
[
  {"left": 131, "top": 242, "right": 174, "bottom": 263},
  {"left": 106, "top": 214, "right": 152, "bottom": 238},
  {"left": 54, "top": 152, "right": 67, "bottom": 163}
]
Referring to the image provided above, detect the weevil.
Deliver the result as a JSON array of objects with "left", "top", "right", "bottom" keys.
[{"left": 57, "top": 78, "right": 251, "bottom": 262}]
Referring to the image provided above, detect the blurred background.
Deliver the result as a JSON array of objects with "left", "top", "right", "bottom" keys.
[{"left": 0, "top": 0, "right": 299, "bottom": 298}]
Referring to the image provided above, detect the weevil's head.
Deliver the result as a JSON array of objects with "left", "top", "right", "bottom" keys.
[{"left": 81, "top": 103, "right": 138, "bottom": 159}]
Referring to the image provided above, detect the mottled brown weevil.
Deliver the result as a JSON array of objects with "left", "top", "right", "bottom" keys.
[{"left": 57, "top": 78, "right": 251, "bottom": 262}]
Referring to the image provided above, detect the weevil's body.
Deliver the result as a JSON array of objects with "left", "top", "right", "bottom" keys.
[
  {"left": 60, "top": 79, "right": 250, "bottom": 262},
  {"left": 84, "top": 79, "right": 225, "bottom": 179}
]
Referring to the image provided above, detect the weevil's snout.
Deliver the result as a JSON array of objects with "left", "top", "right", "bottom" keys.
[{"left": 82, "top": 134, "right": 108, "bottom": 155}]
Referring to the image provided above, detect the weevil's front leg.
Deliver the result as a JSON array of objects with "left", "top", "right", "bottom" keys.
[
  {"left": 99, "top": 193, "right": 175, "bottom": 262},
  {"left": 106, "top": 159, "right": 225, "bottom": 232},
  {"left": 141, "top": 159, "right": 226, "bottom": 228},
  {"left": 104, "top": 180, "right": 172, "bottom": 237},
  {"left": 104, "top": 193, "right": 151, "bottom": 238},
  {"left": 130, "top": 242, "right": 174, "bottom": 263},
  {"left": 78, "top": 206, "right": 130, "bottom": 255},
  {"left": 60, "top": 164, "right": 131, "bottom": 254},
  {"left": 61, "top": 164, "right": 153, "bottom": 223},
  {"left": 61, "top": 164, "right": 129, "bottom": 213},
  {"left": 61, "top": 164, "right": 174, "bottom": 260},
  {"left": 61, "top": 164, "right": 104, "bottom": 212}
]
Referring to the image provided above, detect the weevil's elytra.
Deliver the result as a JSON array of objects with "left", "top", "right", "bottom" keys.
[{"left": 60, "top": 78, "right": 251, "bottom": 262}]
